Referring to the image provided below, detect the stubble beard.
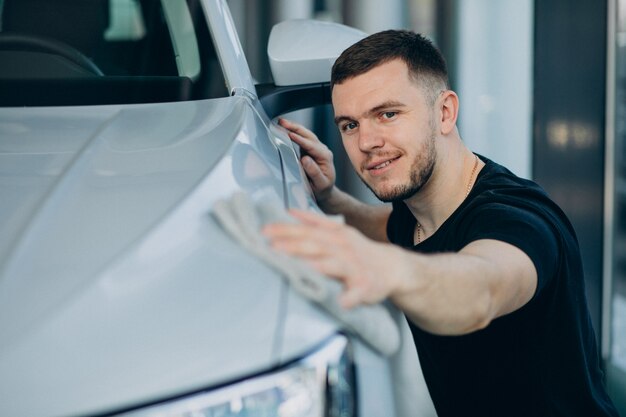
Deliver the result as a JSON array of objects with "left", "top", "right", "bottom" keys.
[{"left": 360, "top": 131, "right": 437, "bottom": 203}]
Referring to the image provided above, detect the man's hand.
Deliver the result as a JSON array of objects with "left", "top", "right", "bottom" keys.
[
  {"left": 263, "top": 209, "right": 405, "bottom": 309},
  {"left": 278, "top": 118, "right": 391, "bottom": 242},
  {"left": 279, "top": 118, "right": 337, "bottom": 206}
]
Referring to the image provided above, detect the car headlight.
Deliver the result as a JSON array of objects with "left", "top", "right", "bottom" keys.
[{"left": 112, "top": 334, "right": 356, "bottom": 417}]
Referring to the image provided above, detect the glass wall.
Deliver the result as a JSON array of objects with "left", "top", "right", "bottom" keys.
[
  {"left": 455, "top": 0, "right": 533, "bottom": 179},
  {"left": 606, "top": 0, "right": 626, "bottom": 411}
]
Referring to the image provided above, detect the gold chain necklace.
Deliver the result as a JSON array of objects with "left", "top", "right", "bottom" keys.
[
  {"left": 465, "top": 154, "right": 480, "bottom": 198},
  {"left": 415, "top": 154, "right": 479, "bottom": 244}
]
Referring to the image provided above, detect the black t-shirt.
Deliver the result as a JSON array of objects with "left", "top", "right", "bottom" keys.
[{"left": 387, "top": 156, "right": 618, "bottom": 417}]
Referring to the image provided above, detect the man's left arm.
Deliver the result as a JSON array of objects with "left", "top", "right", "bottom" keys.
[
  {"left": 263, "top": 210, "right": 538, "bottom": 336},
  {"left": 390, "top": 238, "right": 537, "bottom": 335}
]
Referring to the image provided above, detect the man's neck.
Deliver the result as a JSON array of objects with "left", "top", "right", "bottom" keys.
[{"left": 404, "top": 143, "right": 480, "bottom": 239}]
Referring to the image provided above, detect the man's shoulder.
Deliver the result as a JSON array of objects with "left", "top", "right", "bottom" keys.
[
  {"left": 469, "top": 156, "right": 579, "bottom": 249},
  {"left": 476, "top": 156, "right": 544, "bottom": 194},
  {"left": 472, "top": 156, "right": 562, "bottom": 217}
]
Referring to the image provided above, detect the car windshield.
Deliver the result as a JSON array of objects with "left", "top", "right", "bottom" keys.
[{"left": 0, "top": 0, "right": 228, "bottom": 106}]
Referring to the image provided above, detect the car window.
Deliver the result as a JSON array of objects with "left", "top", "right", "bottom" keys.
[
  {"left": 104, "top": 0, "right": 147, "bottom": 42},
  {"left": 0, "top": 0, "right": 228, "bottom": 106}
]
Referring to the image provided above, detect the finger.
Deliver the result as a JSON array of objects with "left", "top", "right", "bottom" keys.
[
  {"left": 263, "top": 221, "right": 344, "bottom": 260},
  {"left": 263, "top": 224, "right": 338, "bottom": 250},
  {"left": 279, "top": 118, "right": 317, "bottom": 139},
  {"left": 262, "top": 222, "right": 333, "bottom": 248},
  {"left": 271, "top": 235, "right": 326, "bottom": 258},
  {"left": 279, "top": 120, "right": 318, "bottom": 146},
  {"left": 339, "top": 286, "right": 364, "bottom": 310},
  {"left": 288, "top": 130, "right": 326, "bottom": 156},
  {"left": 287, "top": 209, "right": 343, "bottom": 229},
  {"left": 301, "top": 155, "right": 331, "bottom": 189},
  {"left": 262, "top": 222, "right": 311, "bottom": 239},
  {"left": 278, "top": 119, "right": 328, "bottom": 156},
  {"left": 307, "top": 256, "right": 351, "bottom": 281}
]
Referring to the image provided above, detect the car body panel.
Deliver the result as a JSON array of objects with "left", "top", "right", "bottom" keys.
[{"left": 0, "top": 97, "right": 291, "bottom": 417}]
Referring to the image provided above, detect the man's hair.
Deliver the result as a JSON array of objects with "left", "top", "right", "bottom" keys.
[{"left": 331, "top": 30, "right": 449, "bottom": 104}]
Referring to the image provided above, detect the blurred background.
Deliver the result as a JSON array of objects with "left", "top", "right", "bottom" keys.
[{"left": 229, "top": 0, "right": 625, "bottom": 411}]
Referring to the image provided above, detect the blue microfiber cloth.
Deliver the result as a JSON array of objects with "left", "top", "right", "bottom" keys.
[{"left": 212, "top": 191, "right": 437, "bottom": 416}]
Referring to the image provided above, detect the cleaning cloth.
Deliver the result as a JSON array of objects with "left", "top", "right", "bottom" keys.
[
  {"left": 211, "top": 192, "right": 437, "bottom": 416},
  {"left": 211, "top": 191, "right": 399, "bottom": 356}
]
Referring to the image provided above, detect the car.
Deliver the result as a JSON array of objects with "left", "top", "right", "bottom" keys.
[{"left": 0, "top": 1, "right": 434, "bottom": 416}]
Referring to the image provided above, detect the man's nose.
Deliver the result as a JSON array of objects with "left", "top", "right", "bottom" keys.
[{"left": 358, "top": 122, "right": 384, "bottom": 151}]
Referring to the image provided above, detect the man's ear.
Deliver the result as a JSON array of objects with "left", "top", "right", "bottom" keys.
[{"left": 439, "top": 90, "right": 459, "bottom": 135}]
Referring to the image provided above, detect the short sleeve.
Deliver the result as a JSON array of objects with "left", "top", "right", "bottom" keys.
[{"left": 462, "top": 203, "right": 560, "bottom": 298}]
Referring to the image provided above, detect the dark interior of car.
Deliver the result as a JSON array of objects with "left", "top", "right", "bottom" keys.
[{"left": 0, "top": 0, "right": 227, "bottom": 106}]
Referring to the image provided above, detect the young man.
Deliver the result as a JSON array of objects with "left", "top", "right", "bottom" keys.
[{"left": 263, "top": 30, "right": 618, "bottom": 416}]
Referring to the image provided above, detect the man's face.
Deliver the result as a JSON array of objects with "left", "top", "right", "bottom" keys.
[{"left": 331, "top": 59, "right": 438, "bottom": 203}]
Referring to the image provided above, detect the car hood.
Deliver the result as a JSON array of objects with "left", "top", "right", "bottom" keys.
[{"left": 0, "top": 97, "right": 329, "bottom": 417}]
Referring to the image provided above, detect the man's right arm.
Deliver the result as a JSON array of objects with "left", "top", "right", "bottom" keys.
[
  {"left": 317, "top": 186, "right": 391, "bottom": 242},
  {"left": 278, "top": 118, "right": 391, "bottom": 242}
]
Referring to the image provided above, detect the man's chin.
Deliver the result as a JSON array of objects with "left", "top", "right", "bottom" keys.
[{"left": 370, "top": 184, "right": 419, "bottom": 203}]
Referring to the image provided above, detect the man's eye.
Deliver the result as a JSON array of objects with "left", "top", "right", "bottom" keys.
[
  {"left": 342, "top": 122, "right": 358, "bottom": 132},
  {"left": 382, "top": 111, "right": 397, "bottom": 119}
]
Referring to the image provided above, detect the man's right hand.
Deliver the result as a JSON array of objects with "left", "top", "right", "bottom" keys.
[
  {"left": 278, "top": 118, "right": 391, "bottom": 242},
  {"left": 279, "top": 118, "right": 337, "bottom": 207}
]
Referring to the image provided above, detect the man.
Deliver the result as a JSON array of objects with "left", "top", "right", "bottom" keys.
[{"left": 263, "top": 30, "right": 618, "bottom": 416}]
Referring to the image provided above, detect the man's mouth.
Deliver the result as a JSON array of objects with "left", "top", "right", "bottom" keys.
[
  {"left": 373, "top": 160, "right": 393, "bottom": 169},
  {"left": 367, "top": 156, "right": 400, "bottom": 172}
]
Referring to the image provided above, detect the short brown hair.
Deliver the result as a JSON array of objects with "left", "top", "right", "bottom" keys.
[{"left": 331, "top": 30, "right": 449, "bottom": 103}]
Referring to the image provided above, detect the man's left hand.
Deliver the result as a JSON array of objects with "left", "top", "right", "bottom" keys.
[{"left": 262, "top": 209, "right": 405, "bottom": 309}]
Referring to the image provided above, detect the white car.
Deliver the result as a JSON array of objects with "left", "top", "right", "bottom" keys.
[{"left": 0, "top": 1, "right": 431, "bottom": 416}]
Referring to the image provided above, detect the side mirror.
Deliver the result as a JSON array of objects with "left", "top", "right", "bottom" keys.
[{"left": 267, "top": 19, "right": 366, "bottom": 86}]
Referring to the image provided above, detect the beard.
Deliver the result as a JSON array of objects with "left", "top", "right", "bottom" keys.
[{"left": 360, "top": 130, "right": 437, "bottom": 203}]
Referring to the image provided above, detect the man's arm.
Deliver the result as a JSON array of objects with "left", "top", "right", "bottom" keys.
[
  {"left": 317, "top": 187, "right": 391, "bottom": 242},
  {"left": 263, "top": 210, "right": 538, "bottom": 336},
  {"left": 279, "top": 118, "right": 391, "bottom": 242},
  {"left": 391, "top": 238, "right": 538, "bottom": 335}
]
